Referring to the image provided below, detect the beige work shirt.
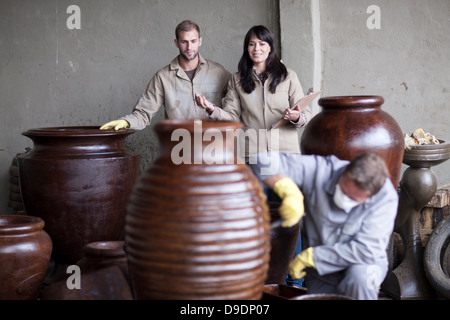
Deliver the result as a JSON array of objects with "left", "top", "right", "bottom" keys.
[
  {"left": 122, "top": 55, "right": 231, "bottom": 130},
  {"left": 209, "top": 68, "right": 312, "bottom": 158}
]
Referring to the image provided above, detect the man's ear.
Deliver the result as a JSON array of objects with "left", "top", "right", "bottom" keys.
[{"left": 174, "top": 39, "right": 179, "bottom": 49}]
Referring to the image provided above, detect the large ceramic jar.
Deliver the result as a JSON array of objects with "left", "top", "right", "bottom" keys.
[
  {"left": 18, "top": 126, "right": 140, "bottom": 264},
  {"left": 126, "top": 119, "right": 270, "bottom": 300},
  {"left": 300, "top": 96, "right": 404, "bottom": 187},
  {"left": 0, "top": 215, "right": 52, "bottom": 300}
]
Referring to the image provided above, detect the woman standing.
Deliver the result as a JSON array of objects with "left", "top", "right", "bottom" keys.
[
  {"left": 196, "top": 26, "right": 310, "bottom": 288},
  {"left": 196, "top": 25, "right": 312, "bottom": 161}
]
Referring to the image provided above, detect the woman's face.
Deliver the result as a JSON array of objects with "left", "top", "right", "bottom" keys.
[{"left": 247, "top": 35, "right": 271, "bottom": 68}]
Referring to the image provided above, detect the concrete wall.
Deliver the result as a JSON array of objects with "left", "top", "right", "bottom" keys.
[
  {"left": 1, "top": 0, "right": 449, "bottom": 214},
  {"left": 0, "top": 0, "right": 279, "bottom": 213},
  {"left": 281, "top": 0, "right": 450, "bottom": 188}
]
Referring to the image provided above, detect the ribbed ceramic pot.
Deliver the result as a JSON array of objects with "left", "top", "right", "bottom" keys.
[
  {"left": 0, "top": 215, "right": 52, "bottom": 300},
  {"left": 125, "top": 120, "right": 270, "bottom": 300},
  {"left": 300, "top": 96, "right": 404, "bottom": 187},
  {"left": 18, "top": 126, "right": 140, "bottom": 264}
]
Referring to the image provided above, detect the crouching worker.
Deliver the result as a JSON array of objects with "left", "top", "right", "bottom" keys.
[{"left": 249, "top": 152, "right": 398, "bottom": 300}]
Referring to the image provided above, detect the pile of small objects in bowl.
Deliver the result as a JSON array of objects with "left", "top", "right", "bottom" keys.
[{"left": 404, "top": 128, "right": 440, "bottom": 150}]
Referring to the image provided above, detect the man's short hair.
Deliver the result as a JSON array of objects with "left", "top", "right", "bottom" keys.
[
  {"left": 175, "top": 20, "right": 201, "bottom": 40},
  {"left": 344, "top": 152, "right": 390, "bottom": 196}
]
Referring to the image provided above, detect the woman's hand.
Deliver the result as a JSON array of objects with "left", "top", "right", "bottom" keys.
[
  {"left": 283, "top": 104, "right": 301, "bottom": 122},
  {"left": 195, "top": 93, "right": 215, "bottom": 115}
]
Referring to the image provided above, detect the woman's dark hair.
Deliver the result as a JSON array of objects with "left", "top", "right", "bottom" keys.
[{"left": 238, "top": 25, "right": 287, "bottom": 94}]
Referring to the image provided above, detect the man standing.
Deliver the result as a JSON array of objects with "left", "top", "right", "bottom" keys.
[
  {"left": 101, "top": 20, "right": 230, "bottom": 130},
  {"left": 249, "top": 152, "right": 399, "bottom": 300}
]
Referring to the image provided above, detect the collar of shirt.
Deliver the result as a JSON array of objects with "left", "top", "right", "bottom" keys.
[
  {"left": 170, "top": 54, "right": 207, "bottom": 72},
  {"left": 325, "top": 166, "right": 344, "bottom": 196},
  {"left": 252, "top": 67, "right": 269, "bottom": 82}
]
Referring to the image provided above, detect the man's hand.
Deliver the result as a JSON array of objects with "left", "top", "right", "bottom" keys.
[
  {"left": 273, "top": 177, "right": 304, "bottom": 227},
  {"left": 289, "top": 247, "right": 315, "bottom": 279},
  {"left": 100, "top": 120, "right": 130, "bottom": 131}
]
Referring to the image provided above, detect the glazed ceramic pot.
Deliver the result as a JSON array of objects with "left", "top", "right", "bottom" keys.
[
  {"left": 126, "top": 120, "right": 270, "bottom": 300},
  {"left": 76, "top": 241, "right": 130, "bottom": 284},
  {"left": 18, "top": 126, "right": 140, "bottom": 264},
  {"left": 41, "top": 241, "right": 133, "bottom": 300},
  {"left": 300, "top": 96, "right": 404, "bottom": 187},
  {"left": 262, "top": 284, "right": 307, "bottom": 300},
  {"left": 0, "top": 215, "right": 52, "bottom": 300},
  {"left": 265, "top": 202, "right": 300, "bottom": 284}
]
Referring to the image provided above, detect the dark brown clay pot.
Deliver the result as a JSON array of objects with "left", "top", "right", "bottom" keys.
[
  {"left": 40, "top": 265, "right": 133, "bottom": 300},
  {"left": 18, "top": 126, "right": 140, "bottom": 264},
  {"left": 300, "top": 96, "right": 404, "bottom": 188},
  {"left": 262, "top": 284, "right": 307, "bottom": 300},
  {"left": 265, "top": 202, "right": 300, "bottom": 284},
  {"left": 76, "top": 241, "right": 130, "bottom": 284},
  {"left": 125, "top": 119, "right": 270, "bottom": 300},
  {"left": 0, "top": 215, "right": 52, "bottom": 300}
]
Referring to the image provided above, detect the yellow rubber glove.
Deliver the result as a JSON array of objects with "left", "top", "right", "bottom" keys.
[
  {"left": 100, "top": 120, "right": 130, "bottom": 131},
  {"left": 288, "top": 247, "right": 315, "bottom": 279},
  {"left": 273, "top": 177, "right": 304, "bottom": 227}
]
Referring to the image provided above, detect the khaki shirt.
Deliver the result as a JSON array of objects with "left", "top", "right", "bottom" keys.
[
  {"left": 122, "top": 55, "right": 231, "bottom": 130},
  {"left": 209, "top": 68, "right": 312, "bottom": 158}
]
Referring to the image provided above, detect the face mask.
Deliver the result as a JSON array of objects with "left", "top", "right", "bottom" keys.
[{"left": 333, "top": 184, "right": 360, "bottom": 213}]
